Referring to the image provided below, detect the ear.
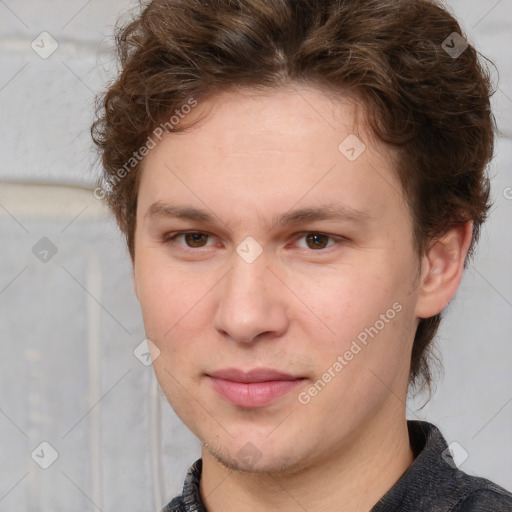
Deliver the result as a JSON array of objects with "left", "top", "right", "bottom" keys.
[{"left": 415, "top": 221, "right": 473, "bottom": 319}]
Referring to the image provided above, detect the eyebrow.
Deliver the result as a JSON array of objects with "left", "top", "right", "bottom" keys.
[{"left": 144, "top": 201, "right": 373, "bottom": 229}]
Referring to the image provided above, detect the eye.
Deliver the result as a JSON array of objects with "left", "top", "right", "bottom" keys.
[
  {"left": 164, "top": 231, "right": 214, "bottom": 248},
  {"left": 293, "top": 232, "right": 341, "bottom": 250},
  {"left": 163, "top": 231, "right": 344, "bottom": 252}
]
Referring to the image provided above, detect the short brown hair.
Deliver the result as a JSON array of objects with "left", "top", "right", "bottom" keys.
[{"left": 91, "top": 0, "right": 495, "bottom": 392}]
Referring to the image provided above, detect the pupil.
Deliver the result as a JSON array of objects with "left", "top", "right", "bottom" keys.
[
  {"left": 307, "top": 233, "right": 327, "bottom": 249},
  {"left": 186, "top": 233, "right": 206, "bottom": 247}
]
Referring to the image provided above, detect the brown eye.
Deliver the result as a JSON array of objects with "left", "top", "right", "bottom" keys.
[
  {"left": 182, "top": 233, "right": 209, "bottom": 247},
  {"left": 304, "top": 233, "right": 331, "bottom": 250},
  {"left": 164, "top": 232, "right": 213, "bottom": 249}
]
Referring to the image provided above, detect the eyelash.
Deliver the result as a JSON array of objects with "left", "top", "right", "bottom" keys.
[{"left": 162, "top": 231, "right": 345, "bottom": 253}]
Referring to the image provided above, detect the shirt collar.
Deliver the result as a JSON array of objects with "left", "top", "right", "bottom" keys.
[{"left": 176, "top": 420, "right": 455, "bottom": 511}]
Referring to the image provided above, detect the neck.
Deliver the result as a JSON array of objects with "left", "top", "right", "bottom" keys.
[{"left": 200, "top": 410, "right": 414, "bottom": 512}]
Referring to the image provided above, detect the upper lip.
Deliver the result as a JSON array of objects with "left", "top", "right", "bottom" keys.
[{"left": 208, "top": 368, "right": 303, "bottom": 383}]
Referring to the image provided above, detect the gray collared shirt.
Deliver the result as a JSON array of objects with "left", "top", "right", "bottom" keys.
[{"left": 162, "top": 420, "right": 512, "bottom": 511}]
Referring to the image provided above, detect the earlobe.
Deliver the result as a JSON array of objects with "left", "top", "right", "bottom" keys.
[{"left": 415, "top": 221, "right": 473, "bottom": 319}]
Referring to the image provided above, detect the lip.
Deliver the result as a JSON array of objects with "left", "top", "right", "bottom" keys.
[{"left": 207, "top": 368, "right": 306, "bottom": 408}]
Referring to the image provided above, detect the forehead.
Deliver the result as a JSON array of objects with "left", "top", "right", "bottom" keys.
[
  {"left": 137, "top": 86, "right": 406, "bottom": 231},
  {"left": 170, "top": 86, "right": 366, "bottom": 153}
]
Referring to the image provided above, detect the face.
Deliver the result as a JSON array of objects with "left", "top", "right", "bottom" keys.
[{"left": 133, "top": 86, "right": 423, "bottom": 474}]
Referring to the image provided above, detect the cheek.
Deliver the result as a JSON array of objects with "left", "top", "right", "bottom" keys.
[
  {"left": 299, "top": 255, "right": 417, "bottom": 372},
  {"left": 134, "top": 255, "right": 219, "bottom": 386},
  {"left": 135, "top": 253, "right": 203, "bottom": 335},
  {"left": 135, "top": 269, "right": 172, "bottom": 337},
  {"left": 301, "top": 266, "right": 398, "bottom": 335}
]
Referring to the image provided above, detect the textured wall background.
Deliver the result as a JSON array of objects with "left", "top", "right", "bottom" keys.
[{"left": 0, "top": 1, "right": 511, "bottom": 511}]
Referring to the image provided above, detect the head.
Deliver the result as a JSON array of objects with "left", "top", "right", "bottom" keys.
[{"left": 92, "top": 0, "right": 494, "bottom": 472}]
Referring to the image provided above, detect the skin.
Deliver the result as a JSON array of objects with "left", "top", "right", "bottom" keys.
[{"left": 132, "top": 85, "right": 473, "bottom": 511}]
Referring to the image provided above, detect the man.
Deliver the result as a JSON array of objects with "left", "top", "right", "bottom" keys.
[{"left": 91, "top": 0, "right": 512, "bottom": 510}]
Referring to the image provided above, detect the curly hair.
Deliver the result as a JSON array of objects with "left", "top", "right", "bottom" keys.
[{"left": 91, "top": 0, "right": 495, "bottom": 392}]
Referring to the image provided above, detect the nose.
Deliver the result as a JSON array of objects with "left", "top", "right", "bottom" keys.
[{"left": 213, "top": 251, "right": 289, "bottom": 344}]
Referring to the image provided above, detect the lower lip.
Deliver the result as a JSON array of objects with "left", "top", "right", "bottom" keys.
[{"left": 208, "top": 377, "right": 305, "bottom": 408}]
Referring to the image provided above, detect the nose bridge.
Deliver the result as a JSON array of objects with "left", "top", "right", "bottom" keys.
[{"left": 213, "top": 248, "right": 288, "bottom": 343}]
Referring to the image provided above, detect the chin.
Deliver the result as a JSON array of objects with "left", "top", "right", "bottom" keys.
[{"left": 204, "top": 438, "right": 311, "bottom": 475}]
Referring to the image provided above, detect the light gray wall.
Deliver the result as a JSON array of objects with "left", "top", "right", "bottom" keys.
[{"left": 0, "top": 1, "right": 510, "bottom": 510}]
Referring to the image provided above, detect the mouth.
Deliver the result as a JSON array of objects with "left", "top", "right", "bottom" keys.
[{"left": 206, "top": 368, "right": 307, "bottom": 408}]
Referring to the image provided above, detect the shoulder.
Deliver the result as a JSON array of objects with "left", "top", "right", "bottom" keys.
[
  {"left": 160, "top": 495, "right": 186, "bottom": 512},
  {"left": 160, "top": 458, "right": 205, "bottom": 512},
  {"left": 372, "top": 421, "right": 512, "bottom": 512},
  {"left": 453, "top": 479, "right": 512, "bottom": 511}
]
